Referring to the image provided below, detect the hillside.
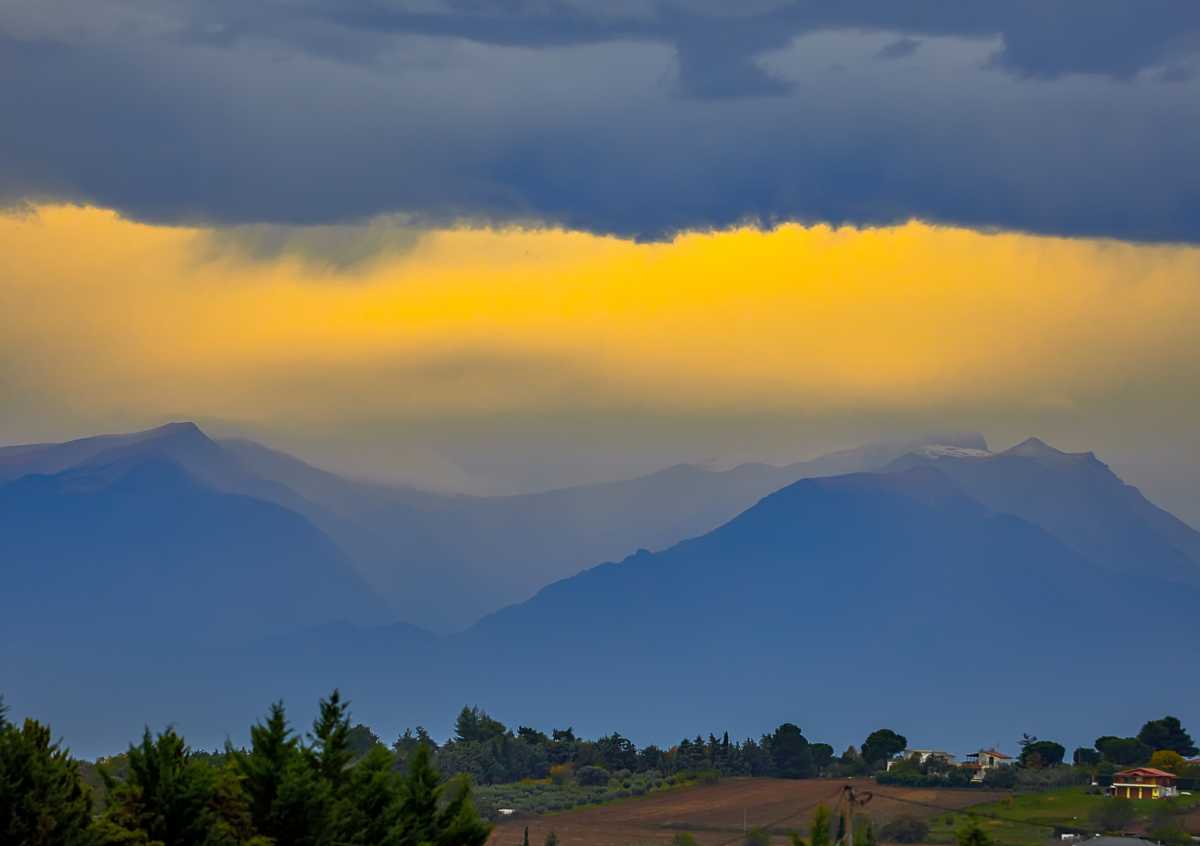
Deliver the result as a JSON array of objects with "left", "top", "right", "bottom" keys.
[
  {"left": 888, "top": 438, "right": 1200, "bottom": 586},
  {"left": 1, "top": 423, "right": 985, "bottom": 631},
  {"left": 488, "top": 779, "right": 1010, "bottom": 846}
]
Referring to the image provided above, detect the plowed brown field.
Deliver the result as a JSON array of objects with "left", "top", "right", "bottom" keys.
[{"left": 490, "top": 779, "right": 1007, "bottom": 846}]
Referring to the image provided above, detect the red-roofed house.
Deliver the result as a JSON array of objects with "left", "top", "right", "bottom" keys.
[
  {"left": 963, "top": 748, "right": 1014, "bottom": 782},
  {"left": 1108, "top": 767, "right": 1178, "bottom": 799}
]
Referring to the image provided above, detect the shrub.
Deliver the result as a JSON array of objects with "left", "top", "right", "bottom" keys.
[
  {"left": 697, "top": 769, "right": 721, "bottom": 785},
  {"left": 549, "top": 763, "right": 574, "bottom": 785},
  {"left": 672, "top": 834, "right": 699, "bottom": 846},
  {"left": 880, "top": 816, "right": 930, "bottom": 843},
  {"left": 1089, "top": 800, "right": 1136, "bottom": 833},
  {"left": 745, "top": 827, "right": 771, "bottom": 846},
  {"left": 576, "top": 765, "right": 610, "bottom": 787}
]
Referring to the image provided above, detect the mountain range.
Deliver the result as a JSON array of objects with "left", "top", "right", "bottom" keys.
[{"left": 2, "top": 423, "right": 1198, "bottom": 757}]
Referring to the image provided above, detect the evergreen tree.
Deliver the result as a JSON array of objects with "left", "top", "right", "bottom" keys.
[
  {"left": 309, "top": 689, "right": 353, "bottom": 790},
  {"left": 397, "top": 743, "right": 491, "bottom": 846},
  {"left": 1137, "top": 716, "right": 1198, "bottom": 757},
  {"left": 96, "top": 727, "right": 256, "bottom": 846},
  {"left": 0, "top": 717, "right": 94, "bottom": 846},
  {"left": 770, "top": 724, "right": 814, "bottom": 779},
  {"left": 231, "top": 700, "right": 329, "bottom": 845},
  {"left": 331, "top": 744, "right": 405, "bottom": 846}
]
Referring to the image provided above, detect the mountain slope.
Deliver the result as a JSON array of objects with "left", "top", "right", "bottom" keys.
[
  {"left": 0, "top": 448, "right": 389, "bottom": 648},
  {"left": 223, "top": 432, "right": 990, "bottom": 630},
  {"left": 6, "top": 460, "right": 1198, "bottom": 757},
  {"left": 887, "top": 438, "right": 1200, "bottom": 586}
]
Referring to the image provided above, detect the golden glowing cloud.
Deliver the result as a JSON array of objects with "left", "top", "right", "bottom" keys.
[{"left": 2, "top": 204, "right": 1199, "bottom": 487}]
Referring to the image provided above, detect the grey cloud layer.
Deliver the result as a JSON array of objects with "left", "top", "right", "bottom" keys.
[{"left": 2, "top": 1, "right": 1200, "bottom": 240}]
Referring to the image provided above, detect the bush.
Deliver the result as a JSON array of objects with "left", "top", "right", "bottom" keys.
[
  {"left": 1089, "top": 800, "right": 1136, "bottom": 833},
  {"left": 672, "top": 834, "right": 698, "bottom": 846},
  {"left": 982, "top": 766, "right": 1017, "bottom": 788},
  {"left": 745, "top": 827, "right": 771, "bottom": 846},
  {"left": 697, "top": 769, "right": 721, "bottom": 785},
  {"left": 880, "top": 816, "right": 930, "bottom": 843},
  {"left": 576, "top": 765, "right": 610, "bottom": 787}
]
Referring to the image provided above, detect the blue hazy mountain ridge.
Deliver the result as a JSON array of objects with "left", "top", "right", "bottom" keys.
[
  {"left": 3, "top": 424, "right": 1198, "bottom": 757},
  {"left": 887, "top": 439, "right": 1200, "bottom": 586},
  {"left": 0, "top": 444, "right": 391, "bottom": 647},
  {"left": 220, "top": 430, "right": 989, "bottom": 631},
  {"left": 2, "top": 421, "right": 989, "bottom": 632},
  {"left": 97, "top": 463, "right": 1198, "bottom": 760}
]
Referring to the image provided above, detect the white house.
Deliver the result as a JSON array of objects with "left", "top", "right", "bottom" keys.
[
  {"left": 886, "top": 748, "right": 957, "bottom": 771},
  {"left": 964, "top": 748, "right": 1014, "bottom": 782}
]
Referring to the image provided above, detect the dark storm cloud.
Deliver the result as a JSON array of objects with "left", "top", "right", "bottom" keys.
[{"left": 2, "top": 1, "right": 1200, "bottom": 240}]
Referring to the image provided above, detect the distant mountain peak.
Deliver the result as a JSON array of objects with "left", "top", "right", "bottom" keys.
[
  {"left": 1003, "top": 436, "right": 1063, "bottom": 458},
  {"left": 910, "top": 444, "right": 994, "bottom": 460},
  {"left": 1000, "top": 437, "right": 1101, "bottom": 466}
]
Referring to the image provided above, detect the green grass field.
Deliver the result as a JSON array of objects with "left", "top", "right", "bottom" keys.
[{"left": 923, "top": 787, "right": 1200, "bottom": 846}]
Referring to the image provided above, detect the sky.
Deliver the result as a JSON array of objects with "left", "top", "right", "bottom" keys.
[{"left": 2, "top": 1, "right": 1200, "bottom": 522}]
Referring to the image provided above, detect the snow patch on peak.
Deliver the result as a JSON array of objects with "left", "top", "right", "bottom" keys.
[{"left": 911, "top": 444, "right": 994, "bottom": 460}]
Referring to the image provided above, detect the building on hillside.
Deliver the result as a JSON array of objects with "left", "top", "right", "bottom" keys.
[
  {"left": 963, "top": 748, "right": 1014, "bottom": 782},
  {"left": 886, "top": 749, "right": 957, "bottom": 771},
  {"left": 1107, "top": 767, "right": 1178, "bottom": 799}
]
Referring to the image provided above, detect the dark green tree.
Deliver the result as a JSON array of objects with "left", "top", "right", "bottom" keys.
[
  {"left": 1018, "top": 740, "right": 1065, "bottom": 768},
  {"left": 454, "top": 706, "right": 507, "bottom": 744},
  {"left": 397, "top": 743, "right": 491, "bottom": 846},
  {"left": 956, "top": 819, "right": 992, "bottom": 846},
  {"left": 861, "top": 729, "right": 907, "bottom": 768},
  {"left": 770, "top": 723, "right": 814, "bottom": 778},
  {"left": 810, "top": 743, "right": 835, "bottom": 772},
  {"left": 232, "top": 701, "right": 330, "bottom": 845},
  {"left": 331, "top": 744, "right": 405, "bottom": 846},
  {"left": 0, "top": 717, "right": 94, "bottom": 846},
  {"left": 1073, "top": 747, "right": 1101, "bottom": 767},
  {"left": 309, "top": 689, "right": 353, "bottom": 790},
  {"left": 1094, "top": 736, "right": 1151, "bottom": 766},
  {"left": 96, "top": 727, "right": 256, "bottom": 846},
  {"left": 1137, "top": 717, "right": 1198, "bottom": 757}
]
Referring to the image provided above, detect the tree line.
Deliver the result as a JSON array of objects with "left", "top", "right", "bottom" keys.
[
  {"left": 878, "top": 716, "right": 1198, "bottom": 790},
  {"left": 0, "top": 692, "right": 492, "bottom": 846}
]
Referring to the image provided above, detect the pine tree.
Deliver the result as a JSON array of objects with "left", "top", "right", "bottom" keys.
[
  {"left": 231, "top": 699, "right": 330, "bottom": 844},
  {"left": 309, "top": 689, "right": 353, "bottom": 789},
  {"left": 331, "top": 744, "right": 405, "bottom": 846},
  {"left": 396, "top": 742, "right": 492, "bottom": 846},
  {"left": 96, "top": 727, "right": 256, "bottom": 846},
  {"left": 0, "top": 717, "right": 94, "bottom": 846}
]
